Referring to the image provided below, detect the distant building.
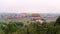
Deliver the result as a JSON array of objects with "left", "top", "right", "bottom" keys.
[
  {"left": 32, "top": 13, "right": 40, "bottom": 17},
  {"left": 31, "top": 14, "right": 45, "bottom": 23}
]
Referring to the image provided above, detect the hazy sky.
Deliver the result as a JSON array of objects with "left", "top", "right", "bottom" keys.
[{"left": 0, "top": 0, "right": 60, "bottom": 13}]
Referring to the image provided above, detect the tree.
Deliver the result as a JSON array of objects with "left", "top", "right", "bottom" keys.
[
  {"left": 2, "top": 21, "right": 22, "bottom": 34},
  {"left": 54, "top": 16, "right": 60, "bottom": 26}
]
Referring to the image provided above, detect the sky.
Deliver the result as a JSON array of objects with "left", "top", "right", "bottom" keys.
[{"left": 0, "top": 0, "right": 60, "bottom": 13}]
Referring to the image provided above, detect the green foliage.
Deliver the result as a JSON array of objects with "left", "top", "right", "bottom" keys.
[
  {"left": 55, "top": 16, "right": 60, "bottom": 26},
  {"left": 0, "top": 20, "right": 60, "bottom": 34},
  {"left": 0, "top": 21, "right": 24, "bottom": 34}
]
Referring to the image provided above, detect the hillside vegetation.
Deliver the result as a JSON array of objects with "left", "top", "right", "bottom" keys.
[{"left": 0, "top": 16, "right": 60, "bottom": 34}]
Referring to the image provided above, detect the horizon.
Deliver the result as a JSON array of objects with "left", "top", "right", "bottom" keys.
[{"left": 0, "top": 12, "right": 60, "bottom": 15}]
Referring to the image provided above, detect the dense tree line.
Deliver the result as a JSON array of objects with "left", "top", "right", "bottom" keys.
[{"left": 0, "top": 16, "right": 60, "bottom": 34}]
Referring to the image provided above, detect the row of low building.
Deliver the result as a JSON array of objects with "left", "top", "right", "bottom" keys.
[{"left": 0, "top": 13, "right": 57, "bottom": 23}]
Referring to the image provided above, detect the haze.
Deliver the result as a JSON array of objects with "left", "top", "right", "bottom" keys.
[{"left": 0, "top": 0, "right": 60, "bottom": 13}]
